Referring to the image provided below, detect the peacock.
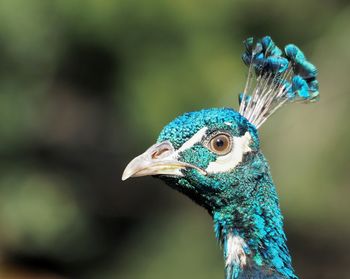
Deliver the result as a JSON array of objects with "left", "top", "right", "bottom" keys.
[{"left": 122, "top": 36, "right": 319, "bottom": 279}]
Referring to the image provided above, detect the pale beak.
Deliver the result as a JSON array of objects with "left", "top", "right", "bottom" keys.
[{"left": 122, "top": 141, "right": 206, "bottom": 181}]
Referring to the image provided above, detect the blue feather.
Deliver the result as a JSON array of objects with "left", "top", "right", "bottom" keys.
[
  {"left": 241, "top": 35, "right": 319, "bottom": 106},
  {"left": 292, "top": 75, "right": 310, "bottom": 99},
  {"left": 284, "top": 44, "right": 305, "bottom": 63},
  {"left": 265, "top": 56, "right": 289, "bottom": 74},
  {"left": 309, "top": 79, "right": 319, "bottom": 92},
  {"left": 238, "top": 93, "right": 252, "bottom": 105},
  {"left": 295, "top": 60, "right": 318, "bottom": 79}
]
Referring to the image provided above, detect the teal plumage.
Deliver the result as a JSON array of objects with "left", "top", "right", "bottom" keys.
[
  {"left": 122, "top": 36, "right": 319, "bottom": 279},
  {"left": 241, "top": 36, "right": 319, "bottom": 105}
]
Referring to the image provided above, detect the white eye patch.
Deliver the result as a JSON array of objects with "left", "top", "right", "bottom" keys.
[
  {"left": 175, "top": 127, "right": 252, "bottom": 174},
  {"left": 205, "top": 132, "right": 251, "bottom": 174},
  {"left": 176, "top": 127, "right": 208, "bottom": 153}
]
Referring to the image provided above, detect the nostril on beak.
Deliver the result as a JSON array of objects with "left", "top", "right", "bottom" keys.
[{"left": 151, "top": 147, "right": 171, "bottom": 159}]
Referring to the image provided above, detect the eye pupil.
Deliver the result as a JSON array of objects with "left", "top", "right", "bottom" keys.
[{"left": 215, "top": 138, "right": 224, "bottom": 147}]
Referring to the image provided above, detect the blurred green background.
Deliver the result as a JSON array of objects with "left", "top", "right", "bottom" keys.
[{"left": 0, "top": 0, "right": 349, "bottom": 278}]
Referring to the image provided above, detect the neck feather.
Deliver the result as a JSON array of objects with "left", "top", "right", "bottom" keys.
[{"left": 212, "top": 161, "right": 297, "bottom": 279}]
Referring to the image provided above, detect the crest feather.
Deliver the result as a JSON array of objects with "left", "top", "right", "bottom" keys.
[{"left": 239, "top": 36, "right": 319, "bottom": 128}]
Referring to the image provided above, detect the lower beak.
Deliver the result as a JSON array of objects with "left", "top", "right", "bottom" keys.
[{"left": 122, "top": 141, "right": 206, "bottom": 181}]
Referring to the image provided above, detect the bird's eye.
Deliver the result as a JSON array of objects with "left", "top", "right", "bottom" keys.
[{"left": 208, "top": 133, "right": 232, "bottom": 155}]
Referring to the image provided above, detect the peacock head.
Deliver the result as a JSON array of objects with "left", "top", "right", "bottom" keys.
[
  {"left": 122, "top": 107, "right": 261, "bottom": 212},
  {"left": 122, "top": 36, "right": 318, "bottom": 279},
  {"left": 122, "top": 35, "right": 319, "bottom": 214}
]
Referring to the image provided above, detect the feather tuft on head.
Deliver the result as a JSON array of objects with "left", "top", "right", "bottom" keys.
[{"left": 239, "top": 36, "right": 319, "bottom": 128}]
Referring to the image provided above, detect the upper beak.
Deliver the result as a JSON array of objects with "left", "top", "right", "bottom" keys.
[{"left": 122, "top": 141, "right": 206, "bottom": 181}]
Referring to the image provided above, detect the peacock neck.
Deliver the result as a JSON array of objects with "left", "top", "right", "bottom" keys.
[{"left": 212, "top": 163, "right": 298, "bottom": 279}]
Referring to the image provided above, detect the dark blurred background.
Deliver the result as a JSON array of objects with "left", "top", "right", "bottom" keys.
[{"left": 0, "top": 0, "right": 349, "bottom": 278}]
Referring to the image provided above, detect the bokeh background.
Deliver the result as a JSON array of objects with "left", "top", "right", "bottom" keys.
[{"left": 0, "top": 0, "right": 349, "bottom": 278}]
